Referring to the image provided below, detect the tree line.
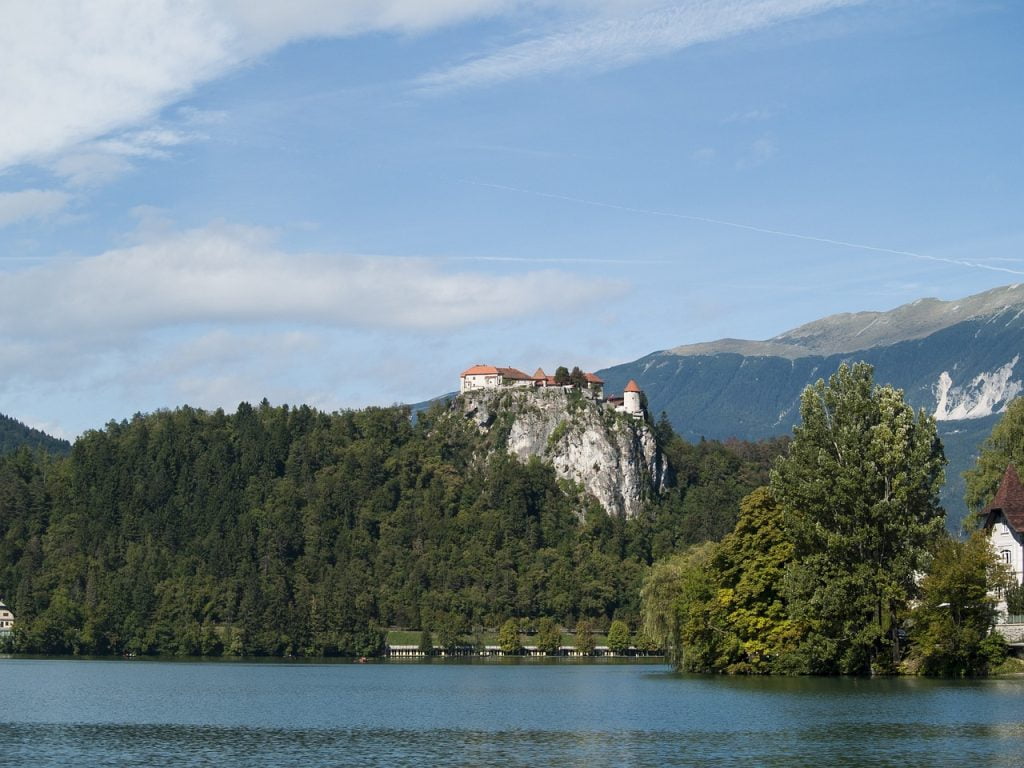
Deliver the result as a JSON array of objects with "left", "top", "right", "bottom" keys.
[{"left": 0, "top": 397, "right": 783, "bottom": 657}]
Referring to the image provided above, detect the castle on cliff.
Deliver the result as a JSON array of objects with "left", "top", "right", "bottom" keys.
[{"left": 459, "top": 364, "right": 644, "bottom": 417}]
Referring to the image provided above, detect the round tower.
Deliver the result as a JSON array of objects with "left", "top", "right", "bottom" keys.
[{"left": 624, "top": 379, "right": 642, "bottom": 416}]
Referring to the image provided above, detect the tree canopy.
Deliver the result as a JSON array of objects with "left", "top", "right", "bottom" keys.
[
  {"left": 643, "top": 362, "right": 953, "bottom": 675},
  {"left": 771, "top": 362, "right": 946, "bottom": 674},
  {"left": 908, "top": 533, "right": 1008, "bottom": 676}
]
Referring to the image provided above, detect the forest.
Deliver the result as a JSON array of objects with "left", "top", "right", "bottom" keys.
[{"left": 0, "top": 397, "right": 784, "bottom": 657}]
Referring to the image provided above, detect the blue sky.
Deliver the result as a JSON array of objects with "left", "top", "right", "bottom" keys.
[{"left": 1, "top": 0, "right": 1022, "bottom": 438}]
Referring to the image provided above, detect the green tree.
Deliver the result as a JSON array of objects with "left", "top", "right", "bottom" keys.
[
  {"left": 574, "top": 618, "right": 595, "bottom": 655},
  {"left": 435, "top": 613, "right": 465, "bottom": 652},
  {"left": 640, "top": 542, "right": 721, "bottom": 669},
  {"left": 964, "top": 397, "right": 1024, "bottom": 516},
  {"left": 909, "top": 532, "right": 1009, "bottom": 676},
  {"left": 536, "top": 616, "right": 561, "bottom": 654},
  {"left": 771, "top": 362, "right": 946, "bottom": 674},
  {"left": 710, "top": 487, "right": 803, "bottom": 673},
  {"left": 1005, "top": 583, "right": 1024, "bottom": 615},
  {"left": 607, "top": 619, "right": 631, "bottom": 654},
  {"left": 498, "top": 618, "right": 521, "bottom": 654},
  {"left": 418, "top": 629, "right": 434, "bottom": 655},
  {"left": 554, "top": 366, "right": 570, "bottom": 385}
]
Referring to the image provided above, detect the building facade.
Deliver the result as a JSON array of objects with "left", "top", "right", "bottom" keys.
[
  {"left": 0, "top": 601, "right": 14, "bottom": 637},
  {"left": 459, "top": 364, "right": 622, "bottom": 406}
]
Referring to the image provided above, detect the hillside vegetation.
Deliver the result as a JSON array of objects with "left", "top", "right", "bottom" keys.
[
  {"left": 0, "top": 413, "right": 70, "bottom": 456},
  {"left": 0, "top": 398, "right": 783, "bottom": 656}
]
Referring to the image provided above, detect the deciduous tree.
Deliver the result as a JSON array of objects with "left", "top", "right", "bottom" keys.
[
  {"left": 498, "top": 618, "right": 521, "bottom": 654},
  {"left": 607, "top": 619, "right": 630, "bottom": 654},
  {"left": 909, "top": 532, "right": 1009, "bottom": 676},
  {"left": 536, "top": 616, "right": 561, "bottom": 654},
  {"left": 771, "top": 362, "right": 946, "bottom": 674}
]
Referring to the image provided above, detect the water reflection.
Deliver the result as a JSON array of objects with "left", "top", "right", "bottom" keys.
[{"left": 1, "top": 660, "right": 1023, "bottom": 767}]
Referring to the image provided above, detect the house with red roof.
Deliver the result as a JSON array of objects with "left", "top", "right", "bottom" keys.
[
  {"left": 459, "top": 365, "right": 535, "bottom": 393},
  {"left": 981, "top": 464, "right": 1024, "bottom": 591}
]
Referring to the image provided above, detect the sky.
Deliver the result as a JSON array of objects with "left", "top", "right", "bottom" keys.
[{"left": 1, "top": 0, "right": 1022, "bottom": 439}]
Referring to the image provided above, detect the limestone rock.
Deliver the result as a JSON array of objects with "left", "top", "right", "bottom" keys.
[{"left": 457, "top": 387, "right": 666, "bottom": 518}]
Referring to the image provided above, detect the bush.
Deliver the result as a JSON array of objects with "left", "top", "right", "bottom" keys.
[{"left": 1005, "top": 583, "right": 1024, "bottom": 615}]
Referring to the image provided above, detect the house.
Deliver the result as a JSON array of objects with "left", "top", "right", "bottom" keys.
[
  {"left": 459, "top": 365, "right": 535, "bottom": 393},
  {"left": 0, "top": 600, "right": 13, "bottom": 637},
  {"left": 981, "top": 464, "right": 1024, "bottom": 588}
]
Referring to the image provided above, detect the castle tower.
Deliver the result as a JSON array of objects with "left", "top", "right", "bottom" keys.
[{"left": 624, "top": 379, "right": 643, "bottom": 416}]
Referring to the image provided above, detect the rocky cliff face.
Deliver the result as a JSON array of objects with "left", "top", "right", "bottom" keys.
[{"left": 457, "top": 387, "right": 667, "bottom": 519}]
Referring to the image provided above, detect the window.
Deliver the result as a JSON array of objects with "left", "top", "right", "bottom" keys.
[{"left": 1002, "top": 550, "right": 1012, "bottom": 564}]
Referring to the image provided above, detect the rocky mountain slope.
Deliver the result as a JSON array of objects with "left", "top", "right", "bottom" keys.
[
  {"left": 457, "top": 387, "right": 667, "bottom": 519},
  {"left": 598, "top": 284, "right": 1024, "bottom": 518}
]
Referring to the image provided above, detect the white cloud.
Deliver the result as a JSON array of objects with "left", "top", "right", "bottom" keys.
[
  {"left": 0, "top": 1, "right": 514, "bottom": 174},
  {"left": 416, "top": 0, "right": 867, "bottom": 93},
  {"left": 2, "top": 1, "right": 866, "bottom": 176},
  {"left": 0, "top": 219, "right": 627, "bottom": 433},
  {"left": 0, "top": 189, "right": 71, "bottom": 227},
  {"left": 736, "top": 136, "right": 779, "bottom": 169},
  {"left": 691, "top": 147, "right": 717, "bottom": 164},
  {"left": 0, "top": 222, "right": 624, "bottom": 342},
  {"left": 724, "top": 107, "right": 777, "bottom": 123},
  {"left": 1, "top": 3, "right": 233, "bottom": 172}
]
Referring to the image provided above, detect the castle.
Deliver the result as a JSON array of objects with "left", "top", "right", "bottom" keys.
[{"left": 459, "top": 364, "right": 644, "bottom": 417}]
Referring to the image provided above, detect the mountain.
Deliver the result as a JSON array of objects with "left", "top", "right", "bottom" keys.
[
  {"left": 0, "top": 413, "right": 71, "bottom": 456},
  {"left": 598, "top": 283, "right": 1024, "bottom": 520}
]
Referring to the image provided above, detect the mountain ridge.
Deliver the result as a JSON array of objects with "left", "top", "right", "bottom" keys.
[
  {"left": 668, "top": 283, "right": 1024, "bottom": 360},
  {"left": 598, "top": 283, "right": 1024, "bottom": 519}
]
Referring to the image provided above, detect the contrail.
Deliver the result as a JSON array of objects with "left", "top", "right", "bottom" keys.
[
  {"left": 459, "top": 180, "right": 1024, "bottom": 277},
  {"left": 441, "top": 255, "right": 669, "bottom": 265}
]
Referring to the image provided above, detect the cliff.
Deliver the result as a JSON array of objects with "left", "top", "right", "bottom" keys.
[{"left": 456, "top": 387, "right": 667, "bottom": 519}]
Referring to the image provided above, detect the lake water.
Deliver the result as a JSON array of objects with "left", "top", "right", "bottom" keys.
[{"left": 2, "top": 657, "right": 1023, "bottom": 766}]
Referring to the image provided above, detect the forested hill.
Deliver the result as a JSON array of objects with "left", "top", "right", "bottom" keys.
[
  {"left": 0, "top": 413, "right": 70, "bottom": 456},
  {"left": 0, "top": 399, "right": 784, "bottom": 657}
]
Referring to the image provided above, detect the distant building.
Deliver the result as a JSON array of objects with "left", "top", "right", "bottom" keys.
[
  {"left": 459, "top": 364, "right": 642, "bottom": 417},
  {"left": 460, "top": 364, "right": 604, "bottom": 399},
  {"left": 0, "top": 600, "right": 13, "bottom": 637},
  {"left": 616, "top": 379, "right": 644, "bottom": 418},
  {"left": 459, "top": 365, "right": 535, "bottom": 393},
  {"left": 981, "top": 464, "right": 1024, "bottom": 592}
]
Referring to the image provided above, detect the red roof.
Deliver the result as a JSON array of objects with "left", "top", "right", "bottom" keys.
[
  {"left": 533, "top": 368, "right": 547, "bottom": 379},
  {"left": 461, "top": 364, "right": 499, "bottom": 377},
  {"left": 460, "top": 364, "right": 532, "bottom": 380},
  {"left": 584, "top": 372, "right": 604, "bottom": 385},
  {"left": 982, "top": 464, "right": 1024, "bottom": 531},
  {"left": 624, "top": 379, "right": 641, "bottom": 393},
  {"left": 496, "top": 367, "right": 532, "bottom": 380}
]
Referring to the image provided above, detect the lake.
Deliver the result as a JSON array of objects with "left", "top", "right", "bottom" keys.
[{"left": 1, "top": 657, "right": 1023, "bottom": 766}]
